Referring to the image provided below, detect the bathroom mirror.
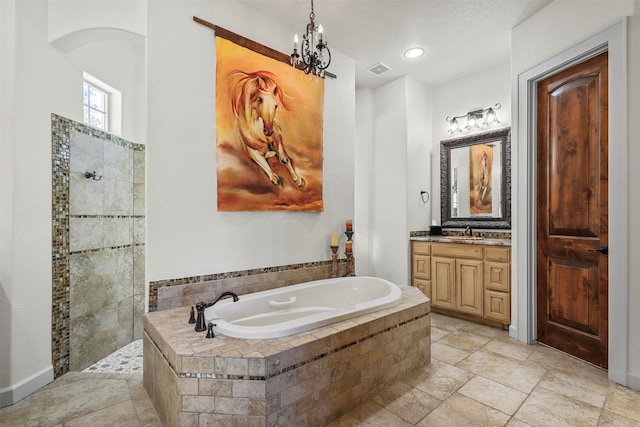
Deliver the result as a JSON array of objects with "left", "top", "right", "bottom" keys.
[{"left": 440, "top": 127, "right": 511, "bottom": 229}]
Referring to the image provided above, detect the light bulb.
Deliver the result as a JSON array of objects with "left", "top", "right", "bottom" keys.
[{"left": 449, "top": 118, "right": 460, "bottom": 133}]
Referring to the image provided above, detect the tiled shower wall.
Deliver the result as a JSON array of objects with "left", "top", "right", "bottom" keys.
[{"left": 52, "top": 114, "right": 145, "bottom": 375}]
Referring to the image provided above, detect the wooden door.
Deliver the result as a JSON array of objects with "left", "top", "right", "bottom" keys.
[
  {"left": 456, "top": 259, "right": 483, "bottom": 316},
  {"left": 536, "top": 52, "right": 609, "bottom": 368},
  {"left": 431, "top": 257, "right": 455, "bottom": 310}
]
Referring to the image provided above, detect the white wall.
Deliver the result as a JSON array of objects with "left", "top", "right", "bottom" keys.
[
  {"left": 355, "top": 88, "right": 374, "bottom": 275},
  {"left": 511, "top": 0, "right": 637, "bottom": 387},
  {"left": 66, "top": 40, "right": 147, "bottom": 143},
  {"left": 0, "top": 0, "right": 81, "bottom": 404},
  {"left": 356, "top": 76, "right": 430, "bottom": 285},
  {"left": 628, "top": 0, "right": 640, "bottom": 389},
  {"left": 145, "top": 1, "right": 356, "bottom": 282},
  {"left": 370, "top": 78, "right": 408, "bottom": 283},
  {"left": 430, "top": 61, "right": 511, "bottom": 226},
  {"left": 0, "top": 0, "right": 17, "bottom": 401},
  {"left": 406, "top": 77, "right": 432, "bottom": 233},
  {"left": 1, "top": 0, "right": 146, "bottom": 405},
  {"left": 48, "top": 0, "right": 146, "bottom": 45}
]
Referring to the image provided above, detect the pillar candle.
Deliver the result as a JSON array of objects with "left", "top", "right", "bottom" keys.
[
  {"left": 346, "top": 241, "right": 353, "bottom": 252},
  {"left": 346, "top": 219, "right": 353, "bottom": 231},
  {"left": 330, "top": 234, "right": 338, "bottom": 247}
]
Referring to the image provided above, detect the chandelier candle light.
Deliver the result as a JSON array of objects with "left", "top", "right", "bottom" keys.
[{"left": 291, "top": 0, "right": 332, "bottom": 77}]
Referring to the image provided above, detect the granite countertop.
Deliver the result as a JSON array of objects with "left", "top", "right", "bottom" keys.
[{"left": 411, "top": 235, "right": 511, "bottom": 247}]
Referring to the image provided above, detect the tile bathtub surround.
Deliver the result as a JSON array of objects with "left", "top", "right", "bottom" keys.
[
  {"left": 149, "top": 260, "right": 348, "bottom": 312},
  {"left": 143, "top": 286, "right": 430, "bottom": 426},
  {"left": 52, "top": 114, "right": 145, "bottom": 376}
]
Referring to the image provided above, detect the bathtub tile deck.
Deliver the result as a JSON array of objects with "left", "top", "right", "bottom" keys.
[
  {"left": 143, "top": 286, "right": 432, "bottom": 425},
  {"left": 4, "top": 313, "right": 640, "bottom": 426},
  {"left": 143, "top": 286, "right": 430, "bottom": 379}
]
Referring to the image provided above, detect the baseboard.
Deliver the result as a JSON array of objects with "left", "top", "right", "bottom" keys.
[
  {"left": 509, "top": 324, "right": 518, "bottom": 340},
  {"left": 0, "top": 365, "right": 53, "bottom": 408},
  {"left": 627, "top": 372, "right": 640, "bottom": 391}
]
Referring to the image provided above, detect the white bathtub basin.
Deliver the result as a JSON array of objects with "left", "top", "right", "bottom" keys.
[{"left": 204, "top": 276, "right": 402, "bottom": 339}]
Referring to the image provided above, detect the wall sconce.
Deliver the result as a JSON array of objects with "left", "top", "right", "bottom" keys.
[{"left": 445, "top": 103, "right": 502, "bottom": 134}]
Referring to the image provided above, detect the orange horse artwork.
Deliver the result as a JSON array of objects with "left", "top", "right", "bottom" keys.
[
  {"left": 215, "top": 36, "right": 324, "bottom": 212},
  {"left": 230, "top": 71, "right": 305, "bottom": 188}
]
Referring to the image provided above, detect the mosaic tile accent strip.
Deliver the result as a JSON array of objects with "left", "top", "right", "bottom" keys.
[
  {"left": 148, "top": 259, "right": 348, "bottom": 312},
  {"left": 176, "top": 312, "right": 429, "bottom": 381},
  {"left": 51, "top": 114, "right": 145, "bottom": 378}
]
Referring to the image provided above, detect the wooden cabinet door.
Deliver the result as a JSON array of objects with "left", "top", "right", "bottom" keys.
[
  {"left": 456, "top": 259, "right": 483, "bottom": 316},
  {"left": 431, "top": 257, "right": 455, "bottom": 310},
  {"left": 412, "top": 253, "right": 431, "bottom": 281},
  {"left": 484, "top": 261, "right": 510, "bottom": 292},
  {"left": 414, "top": 278, "right": 431, "bottom": 299},
  {"left": 484, "top": 290, "right": 510, "bottom": 323}
]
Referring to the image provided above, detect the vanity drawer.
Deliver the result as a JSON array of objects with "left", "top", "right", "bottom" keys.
[
  {"left": 485, "top": 246, "right": 510, "bottom": 262},
  {"left": 412, "top": 241, "right": 431, "bottom": 255},
  {"left": 432, "top": 243, "right": 483, "bottom": 259}
]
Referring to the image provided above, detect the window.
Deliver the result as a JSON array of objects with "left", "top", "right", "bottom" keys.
[
  {"left": 83, "top": 81, "right": 108, "bottom": 130},
  {"left": 82, "top": 72, "right": 122, "bottom": 135}
]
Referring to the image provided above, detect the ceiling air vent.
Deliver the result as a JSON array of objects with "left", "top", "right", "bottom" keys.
[{"left": 367, "top": 62, "right": 391, "bottom": 75}]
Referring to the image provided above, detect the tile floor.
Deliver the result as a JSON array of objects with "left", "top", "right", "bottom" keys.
[
  {"left": 2, "top": 313, "right": 640, "bottom": 426},
  {"left": 82, "top": 339, "right": 143, "bottom": 375}
]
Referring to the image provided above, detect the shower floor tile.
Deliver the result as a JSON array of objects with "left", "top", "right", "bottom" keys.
[{"left": 82, "top": 339, "right": 143, "bottom": 374}]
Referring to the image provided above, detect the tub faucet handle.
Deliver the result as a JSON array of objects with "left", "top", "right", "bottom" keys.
[
  {"left": 194, "top": 302, "right": 207, "bottom": 332},
  {"left": 206, "top": 323, "right": 216, "bottom": 339},
  {"left": 188, "top": 306, "right": 196, "bottom": 324}
]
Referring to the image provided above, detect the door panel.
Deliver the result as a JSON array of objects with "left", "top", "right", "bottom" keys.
[
  {"left": 536, "top": 51, "right": 608, "bottom": 368},
  {"left": 431, "top": 257, "right": 455, "bottom": 310},
  {"left": 456, "top": 259, "right": 483, "bottom": 316},
  {"left": 548, "top": 256, "right": 600, "bottom": 335}
]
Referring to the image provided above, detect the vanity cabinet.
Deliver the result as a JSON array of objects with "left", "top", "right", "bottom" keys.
[
  {"left": 411, "top": 241, "right": 431, "bottom": 299},
  {"left": 411, "top": 240, "right": 511, "bottom": 327},
  {"left": 483, "top": 246, "right": 511, "bottom": 324}
]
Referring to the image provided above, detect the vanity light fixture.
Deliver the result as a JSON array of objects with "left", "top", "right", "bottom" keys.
[
  {"left": 446, "top": 103, "right": 502, "bottom": 134},
  {"left": 291, "top": 0, "right": 332, "bottom": 78}
]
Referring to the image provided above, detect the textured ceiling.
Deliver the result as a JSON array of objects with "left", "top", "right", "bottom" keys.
[{"left": 237, "top": 0, "right": 552, "bottom": 88}]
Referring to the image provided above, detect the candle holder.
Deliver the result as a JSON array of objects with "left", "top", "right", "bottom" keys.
[
  {"left": 330, "top": 245, "right": 339, "bottom": 278},
  {"left": 344, "top": 251, "right": 355, "bottom": 276},
  {"left": 344, "top": 230, "right": 355, "bottom": 277}
]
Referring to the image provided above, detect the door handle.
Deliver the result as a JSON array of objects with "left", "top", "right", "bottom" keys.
[{"left": 588, "top": 246, "right": 608, "bottom": 255}]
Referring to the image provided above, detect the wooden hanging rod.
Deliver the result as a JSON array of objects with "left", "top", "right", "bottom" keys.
[{"left": 193, "top": 16, "right": 336, "bottom": 79}]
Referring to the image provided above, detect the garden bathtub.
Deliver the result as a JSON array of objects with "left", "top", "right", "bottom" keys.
[{"left": 205, "top": 276, "right": 402, "bottom": 339}]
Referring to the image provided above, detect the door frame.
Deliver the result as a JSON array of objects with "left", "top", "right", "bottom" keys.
[{"left": 515, "top": 21, "right": 628, "bottom": 385}]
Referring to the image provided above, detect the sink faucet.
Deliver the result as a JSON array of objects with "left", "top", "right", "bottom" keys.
[
  {"left": 463, "top": 225, "right": 473, "bottom": 237},
  {"left": 194, "top": 291, "right": 239, "bottom": 332}
]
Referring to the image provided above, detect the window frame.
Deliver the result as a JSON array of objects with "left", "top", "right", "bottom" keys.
[{"left": 82, "top": 72, "right": 122, "bottom": 136}]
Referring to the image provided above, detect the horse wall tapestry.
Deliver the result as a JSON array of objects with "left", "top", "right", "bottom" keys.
[
  {"left": 469, "top": 143, "right": 493, "bottom": 214},
  {"left": 215, "top": 36, "right": 325, "bottom": 211}
]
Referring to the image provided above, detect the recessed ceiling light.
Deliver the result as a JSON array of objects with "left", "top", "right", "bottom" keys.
[{"left": 404, "top": 47, "right": 425, "bottom": 59}]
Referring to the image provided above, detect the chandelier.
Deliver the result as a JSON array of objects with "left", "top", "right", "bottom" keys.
[{"left": 291, "top": 0, "right": 332, "bottom": 78}]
